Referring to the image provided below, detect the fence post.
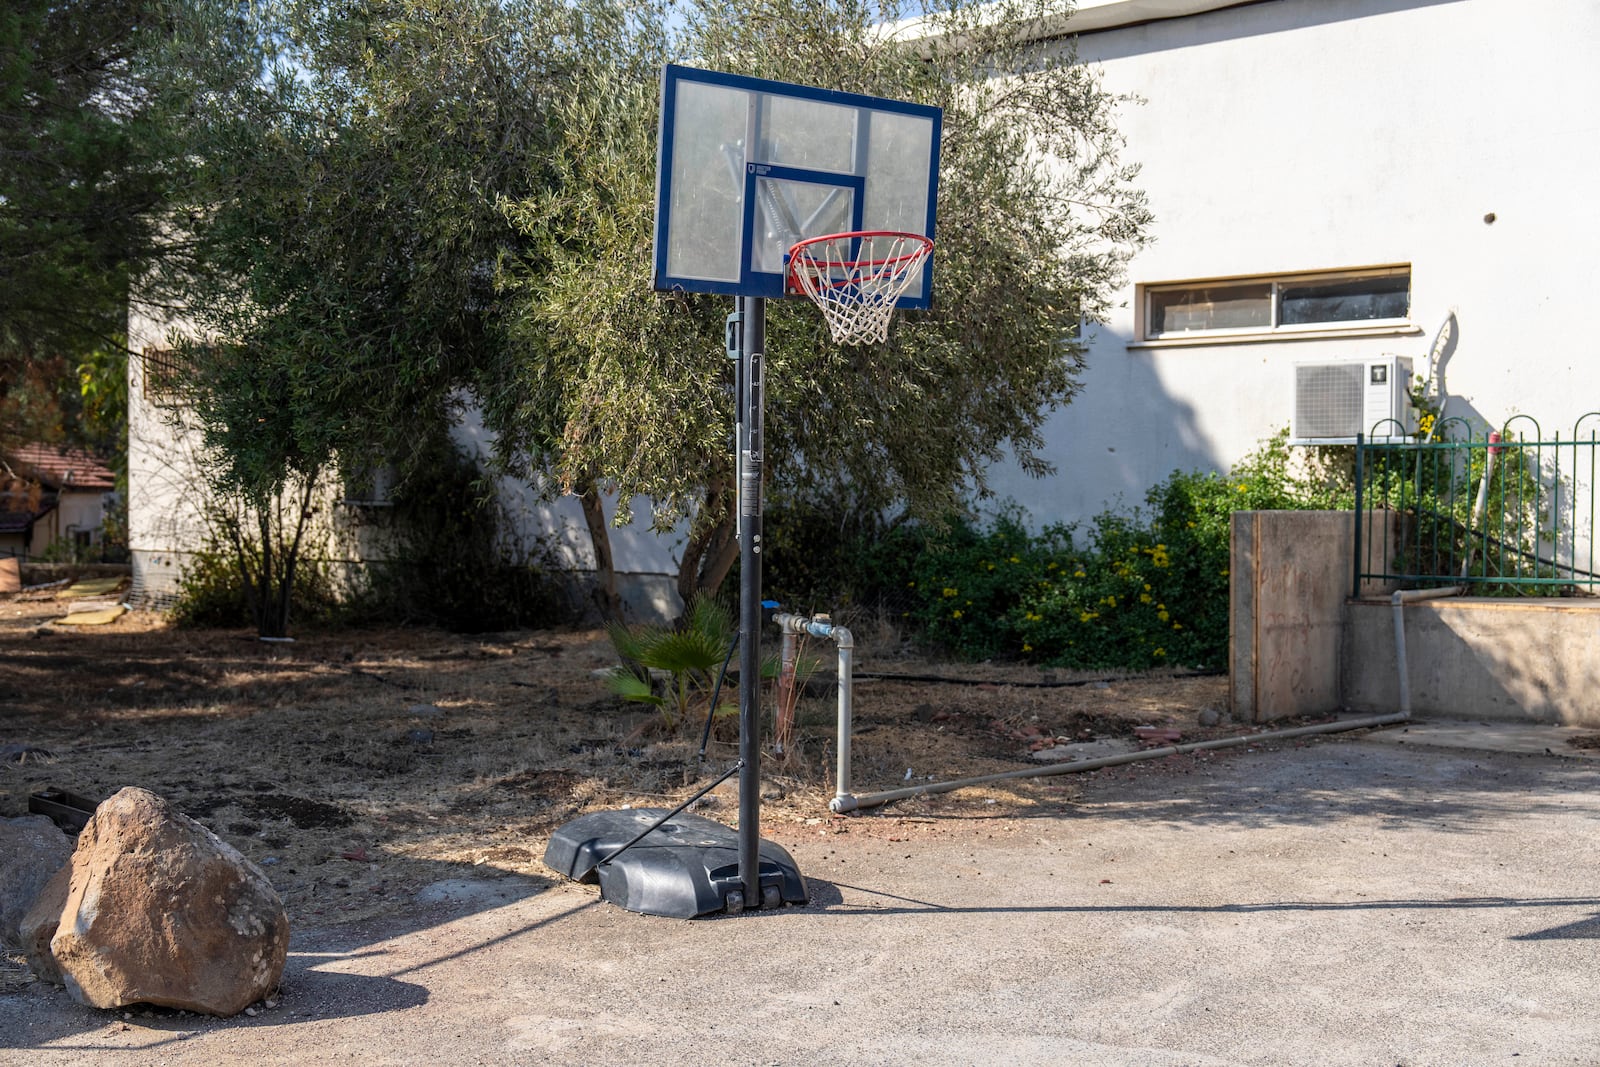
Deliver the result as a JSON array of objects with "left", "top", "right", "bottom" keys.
[{"left": 1352, "top": 432, "right": 1364, "bottom": 599}]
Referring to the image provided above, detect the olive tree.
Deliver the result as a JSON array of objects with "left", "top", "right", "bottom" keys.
[
  {"left": 488, "top": 0, "right": 1151, "bottom": 612},
  {"left": 0, "top": 0, "right": 203, "bottom": 451},
  {"left": 161, "top": 0, "right": 566, "bottom": 635}
]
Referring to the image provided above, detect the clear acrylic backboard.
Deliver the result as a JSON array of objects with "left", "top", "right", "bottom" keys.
[{"left": 652, "top": 64, "right": 941, "bottom": 307}]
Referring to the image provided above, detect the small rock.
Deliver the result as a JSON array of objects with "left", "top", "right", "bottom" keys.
[
  {"left": 244, "top": 1006, "right": 259, "bottom": 1017},
  {"left": 1198, "top": 707, "right": 1224, "bottom": 727},
  {"left": 406, "top": 703, "right": 444, "bottom": 718},
  {"left": 0, "top": 815, "right": 73, "bottom": 951}
]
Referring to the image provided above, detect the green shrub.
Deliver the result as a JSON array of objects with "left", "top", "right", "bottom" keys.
[
  {"left": 763, "top": 430, "right": 1346, "bottom": 670},
  {"left": 761, "top": 486, "right": 905, "bottom": 615},
  {"left": 604, "top": 596, "right": 739, "bottom": 730},
  {"left": 173, "top": 545, "right": 340, "bottom": 629},
  {"left": 342, "top": 443, "right": 574, "bottom": 633}
]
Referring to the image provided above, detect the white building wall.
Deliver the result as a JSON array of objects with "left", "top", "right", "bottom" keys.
[
  {"left": 127, "top": 304, "right": 214, "bottom": 601},
  {"left": 127, "top": 306, "right": 689, "bottom": 617},
  {"left": 34, "top": 491, "right": 109, "bottom": 553},
  {"left": 987, "top": 0, "right": 1600, "bottom": 525},
  {"left": 449, "top": 405, "right": 689, "bottom": 619}
]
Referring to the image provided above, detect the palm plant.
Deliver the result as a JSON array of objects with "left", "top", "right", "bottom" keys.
[{"left": 605, "top": 597, "right": 738, "bottom": 730}]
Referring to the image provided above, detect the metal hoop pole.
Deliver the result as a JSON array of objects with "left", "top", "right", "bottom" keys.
[{"left": 735, "top": 295, "right": 766, "bottom": 906}]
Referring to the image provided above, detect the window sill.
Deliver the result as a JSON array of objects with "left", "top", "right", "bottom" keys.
[{"left": 1128, "top": 323, "right": 1424, "bottom": 350}]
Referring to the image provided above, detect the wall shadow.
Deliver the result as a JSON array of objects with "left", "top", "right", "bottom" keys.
[{"left": 985, "top": 321, "right": 1218, "bottom": 530}]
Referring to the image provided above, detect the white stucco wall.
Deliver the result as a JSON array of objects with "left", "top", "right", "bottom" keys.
[
  {"left": 449, "top": 405, "right": 689, "bottom": 619},
  {"left": 29, "top": 491, "right": 110, "bottom": 554},
  {"left": 127, "top": 304, "right": 214, "bottom": 600},
  {"left": 986, "top": 0, "right": 1600, "bottom": 526}
]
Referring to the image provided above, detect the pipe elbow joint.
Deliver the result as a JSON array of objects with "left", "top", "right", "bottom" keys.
[{"left": 828, "top": 794, "right": 858, "bottom": 814}]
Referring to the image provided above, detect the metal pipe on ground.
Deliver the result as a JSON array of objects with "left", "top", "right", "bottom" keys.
[
  {"left": 1389, "top": 431, "right": 1501, "bottom": 716},
  {"left": 829, "top": 711, "right": 1414, "bottom": 814}
]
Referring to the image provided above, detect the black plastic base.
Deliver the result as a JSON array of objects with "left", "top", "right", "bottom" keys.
[{"left": 544, "top": 808, "right": 807, "bottom": 919}]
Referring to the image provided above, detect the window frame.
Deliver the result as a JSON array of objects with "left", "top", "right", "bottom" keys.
[
  {"left": 1137, "top": 265, "right": 1413, "bottom": 344},
  {"left": 140, "top": 347, "right": 188, "bottom": 405}
]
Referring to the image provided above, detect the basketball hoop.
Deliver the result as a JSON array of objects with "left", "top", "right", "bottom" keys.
[{"left": 786, "top": 231, "right": 934, "bottom": 346}]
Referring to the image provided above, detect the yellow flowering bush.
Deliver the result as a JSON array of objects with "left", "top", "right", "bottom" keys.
[{"left": 772, "top": 431, "right": 1349, "bottom": 669}]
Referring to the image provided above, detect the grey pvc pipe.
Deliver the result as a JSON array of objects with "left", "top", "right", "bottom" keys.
[
  {"left": 1389, "top": 432, "right": 1499, "bottom": 715},
  {"left": 1391, "top": 586, "right": 1462, "bottom": 715},
  {"left": 829, "top": 711, "right": 1413, "bottom": 813},
  {"left": 773, "top": 613, "right": 855, "bottom": 811}
]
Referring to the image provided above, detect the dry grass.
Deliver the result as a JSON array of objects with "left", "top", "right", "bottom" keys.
[{"left": 2, "top": 591, "right": 1236, "bottom": 927}]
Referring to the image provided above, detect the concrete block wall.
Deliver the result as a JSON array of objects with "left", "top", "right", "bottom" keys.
[
  {"left": 1343, "top": 598, "right": 1600, "bottom": 726},
  {"left": 1230, "top": 511, "right": 1351, "bottom": 723},
  {"left": 1231, "top": 509, "right": 1600, "bottom": 727}
]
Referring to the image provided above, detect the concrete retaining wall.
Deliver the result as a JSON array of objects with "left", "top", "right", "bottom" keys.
[
  {"left": 1343, "top": 598, "right": 1600, "bottom": 726},
  {"left": 1231, "top": 510, "right": 1600, "bottom": 727}
]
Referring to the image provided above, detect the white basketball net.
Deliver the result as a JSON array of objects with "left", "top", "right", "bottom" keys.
[{"left": 786, "top": 231, "right": 933, "bottom": 346}]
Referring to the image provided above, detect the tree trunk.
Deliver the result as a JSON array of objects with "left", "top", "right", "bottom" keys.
[
  {"left": 264, "top": 473, "right": 318, "bottom": 639},
  {"left": 676, "top": 475, "right": 739, "bottom": 608},
  {"left": 256, "top": 504, "right": 279, "bottom": 637},
  {"left": 578, "top": 483, "right": 623, "bottom": 622}
]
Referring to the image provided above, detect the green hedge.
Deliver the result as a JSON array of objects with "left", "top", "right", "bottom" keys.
[{"left": 765, "top": 431, "right": 1347, "bottom": 670}]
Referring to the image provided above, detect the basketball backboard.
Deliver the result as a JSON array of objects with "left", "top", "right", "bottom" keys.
[{"left": 652, "top": 64, "right": 942, "bottom": 308}]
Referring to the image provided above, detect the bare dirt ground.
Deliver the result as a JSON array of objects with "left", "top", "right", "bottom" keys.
[
  {"left": 11, "top": 587, "right": 1600, "bottom": 1064},
  {"left": 2, "top": 584, "right": 1249, "bottom": 975}
]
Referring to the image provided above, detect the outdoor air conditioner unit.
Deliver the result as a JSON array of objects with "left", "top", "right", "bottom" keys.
[{"left": 1290, "top": 356, "right": 1414, "bottom": 445}]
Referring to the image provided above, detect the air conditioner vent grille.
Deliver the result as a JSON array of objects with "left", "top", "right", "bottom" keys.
[{"left": 1294, "top": 363, "right": 1366, "bottom": 440}]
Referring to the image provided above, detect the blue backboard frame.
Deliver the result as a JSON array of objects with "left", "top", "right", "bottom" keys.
[{"left": 653, "top": 63, "right": 942, "bottom": 308}]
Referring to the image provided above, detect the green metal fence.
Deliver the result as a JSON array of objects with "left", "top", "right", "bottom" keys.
[{"left": 1353, "top": 415, "right": 1600, "bottom": 598}]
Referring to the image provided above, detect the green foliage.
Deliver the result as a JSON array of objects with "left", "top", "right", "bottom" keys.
[
  {"left": 773, "top": 431, "right": 1350, "bottom": 669},
  {"left": 164, "top": 0, "right": 559, "bottom": 500},
  {"left": 605, "top": 597, "right": 739, "bottom": 729},
  {"left": 1363, "top": 429, "right": 1558, "bottom": 595},
  {"left": 761, "top": 485, "right": 907, "bottom": 614},
  {"left": 90, "top": 0, "right": 1148, "bottom": 627},
  {"left": 350, "top": 443, "right": 574, "bottom": 633},
  {"left": 152, "top": 0, "right": 572, "bottom": 635},
  {"left": 172, "top": 544, "right": 339, "bottom": 630},
  {"left": 861, "top": 496, "right": 1228, "bottom": 669},
  {"left": 488, "top": 0, "right": 1152, "bottom": 603},
  {"left": 0, "top": 0, "right": 180, "bottom": 365},
  {"left": 194, "top": 471, "right": 328, "bottom": 638}
]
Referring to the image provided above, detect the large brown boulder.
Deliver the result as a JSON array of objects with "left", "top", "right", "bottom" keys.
[
  {"left": 27, "top": 787, "right": 290, "bottom": 1016},
  {"left": 0, "top": 814, "right": 73, "bottom": 950}
]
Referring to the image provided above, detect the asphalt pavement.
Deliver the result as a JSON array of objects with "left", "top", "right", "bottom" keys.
[{"left": 4, "top": 719, "right": 1598, "bottom": 1066}]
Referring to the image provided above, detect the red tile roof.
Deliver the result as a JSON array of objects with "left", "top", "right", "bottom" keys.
[{"left": 5, "top": 444, "right": 117, "bottom": 492}]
